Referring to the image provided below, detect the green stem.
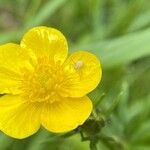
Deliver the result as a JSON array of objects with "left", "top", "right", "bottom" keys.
[{"left": 90, "top": 140, "right": 97, "bottom": 150}]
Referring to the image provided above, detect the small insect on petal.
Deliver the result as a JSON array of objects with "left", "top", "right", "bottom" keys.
[{"left": 74, "top": 60, "right": 84, "bottom": 70}]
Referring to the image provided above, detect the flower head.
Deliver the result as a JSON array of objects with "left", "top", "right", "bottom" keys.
[{"left": 0, "top": 26, "right": 102, "bottom": 139}]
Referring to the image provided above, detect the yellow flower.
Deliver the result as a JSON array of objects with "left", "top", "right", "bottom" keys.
[{"left": 0, "top": 26, "right": 102, "bottom": 139}]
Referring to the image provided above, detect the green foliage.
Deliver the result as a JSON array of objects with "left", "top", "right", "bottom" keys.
[{"left": 0, "top": 0, "right": 150, "bottom": 149}]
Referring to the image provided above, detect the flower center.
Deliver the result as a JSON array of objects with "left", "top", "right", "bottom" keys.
[{"left": 20, "top": 56, "right": 63, "bottom": 103}]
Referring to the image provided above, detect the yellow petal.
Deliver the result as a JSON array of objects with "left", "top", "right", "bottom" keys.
[
  {"left": 41, "top": 96, "right": 92, "bottom": 133},
  {"left": 0, "top": 95, "right": 41, "bottom": 139},
  {"left": 60, "top": 51, "right": 102, "bottom": 97},
  {"left": 20, "top": 26, "right": 68, "bottom": 64},
  {"left": 0, "top": 43, "right": 32, "bottom": 94}
]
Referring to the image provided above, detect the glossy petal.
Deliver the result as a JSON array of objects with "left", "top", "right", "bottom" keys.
[
  {"left": 0, "top": 95, "right": 41, "bottom": 139},
  {"left": 0, "top": 43, "right": 32, "bottom": 94},
  {"left": 60, "top": 51, "right": 102, "bottom": 97},
  {"left": 20, "top": 26, "right": 68, "bottom": 64},
  {"left": 41, "top": 96, "right": 92, "bottom": 133}
]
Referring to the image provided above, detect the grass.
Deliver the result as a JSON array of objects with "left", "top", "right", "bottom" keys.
[{"left": 0, "top": 0, "right": 150, "bottom": 150}]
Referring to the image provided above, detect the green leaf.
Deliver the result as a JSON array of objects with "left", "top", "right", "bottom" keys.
[
  {"left": 0, "top": 133, "right": 14, "bottom": 150},
  {"left": 72, "top": 28, "right": 150, "bottom": 69},
  {"left": 24, "top": 0, "right": 68, "bottom": 28}
]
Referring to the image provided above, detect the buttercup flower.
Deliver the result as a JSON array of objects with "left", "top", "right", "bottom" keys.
[{"left": 0, "top": 26, "right": 102, "bottom": 139}]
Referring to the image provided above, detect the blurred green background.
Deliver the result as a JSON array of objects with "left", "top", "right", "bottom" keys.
[{"left": 0, "top": 0, "right": 150, "bottom": 150}]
